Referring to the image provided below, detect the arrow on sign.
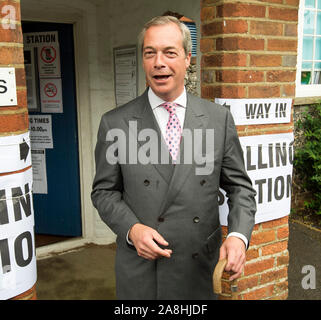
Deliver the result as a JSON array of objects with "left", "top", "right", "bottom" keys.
[
  {"left": 19, "top": 139, "right": 30, "bottom": 162},
  {"left": 222, "top": 102, "right": 231, "bottom": 111}
]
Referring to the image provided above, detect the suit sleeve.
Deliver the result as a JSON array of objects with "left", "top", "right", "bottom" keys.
[
  {"left": 91, "top": 116, "right": 140, "bottom": 241},
  {"left": 220, "top": 111, "right": 257, "bottom": 246}
]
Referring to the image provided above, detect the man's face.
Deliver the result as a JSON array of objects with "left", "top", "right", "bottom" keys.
[{"left": 142, "top": 23, "right": 191, "bottom": 102}]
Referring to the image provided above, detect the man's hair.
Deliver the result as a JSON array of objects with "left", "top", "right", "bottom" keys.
[{"left": 139, "top": 15, "right": 192, "bottom": 57}]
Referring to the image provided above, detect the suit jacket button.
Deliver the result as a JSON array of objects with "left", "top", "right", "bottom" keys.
[
  {"left": 192, "top": 253, "right": 199, "bottom": 259},
  {"left": 158, "top": 217, "right": 164, "bottom": 222},
  {"left": 144, "top": 179, "right": 150, "bottom": 186},
  {"left": 200, "top": 179, "right": 206, "bottom": 186},
  {"left": 193, "top": 217, "right": 200, "bottom": 223}
]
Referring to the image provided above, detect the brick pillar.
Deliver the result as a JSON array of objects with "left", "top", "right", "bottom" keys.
[
  {"left": 0, "top": 0, "right": 36, "bottom": 300},
  {"left": 201, "top": 0, "right": 298, "bottom": 300}
]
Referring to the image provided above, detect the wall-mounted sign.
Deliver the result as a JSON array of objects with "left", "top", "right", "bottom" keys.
[
  {"left": 0, "top": 132, "right": 31, "bottom": 174},
  {"left": 28, "top": 115, "right": 53, "bottom": 149},
  {"left": 38, "top": 44, "right": 61, "bottom": 78},
  {"left": 0, "top": 168, "right": 37, "bottom": 300},
  {"left": 31, "top": 149, "right": 47, "bottom": 194},
  {"left": 215, "top": 98, "right": 292, "bottom": 125},
  {"left": 219, "top": 132, "right": 294, "bottom": 225},
  {"left": 40, "top": 78, "right": 63, "bottom": 113},
  {"left": 0, "top": 67, "right": 17, "bottom": 107},
  {"left": 114, "top": 46, "right": 137, "bottom": 107},
  {"left": 24, "top": 31, "right": 58, "bottom": 46},
  {"left": 23, "top": 31, "right": 63, "bottom": 113}
]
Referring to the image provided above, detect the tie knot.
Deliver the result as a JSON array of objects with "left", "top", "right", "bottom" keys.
[{"left": 161, "top": 102, "right": 178, "bottom": 114}]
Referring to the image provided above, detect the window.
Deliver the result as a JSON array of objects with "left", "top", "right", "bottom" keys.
[
  {"left": 183, "top": 22, "right": 197, "bottom": 57},
  {"left": 296, "top": 0, "right": 321, "bottom": 97}
]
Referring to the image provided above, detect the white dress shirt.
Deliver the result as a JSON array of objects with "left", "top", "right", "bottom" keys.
[
  {"left": 127, "top": 87, "right": 248, "bottom": 248},
  {"left": 148, "top": 86, "right": 187, "bottom": 136}
]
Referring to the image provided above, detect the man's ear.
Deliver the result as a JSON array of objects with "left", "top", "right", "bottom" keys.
[{"left": 185, "top": 52, "right": 192, "bottom": 69}]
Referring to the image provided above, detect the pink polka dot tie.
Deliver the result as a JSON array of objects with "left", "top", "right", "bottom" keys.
[{"left": 161, "top": 102, "right": 182, "bottom": 162}]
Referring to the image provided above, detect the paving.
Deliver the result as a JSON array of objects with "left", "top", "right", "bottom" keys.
[
  {"left": 288, "top": 220, "right": 321, "bottom": 300},
  {"left": 35, "top": 220, "right": 321, "bottom": 300},
  {"left": 35, "top": 244, "right": 117, "bottom": 300}
]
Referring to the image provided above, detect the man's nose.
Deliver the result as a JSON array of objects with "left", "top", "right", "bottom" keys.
[{"left": 154, "top": 52, "right": 165, "bottom": 69}]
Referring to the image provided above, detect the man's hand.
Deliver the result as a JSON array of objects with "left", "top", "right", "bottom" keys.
[
  {"left": 219, "top": 236, "right": 246, "bottom": 281},
  {"left": 129, "top": 223, "right": 172, "bottom": 260}
]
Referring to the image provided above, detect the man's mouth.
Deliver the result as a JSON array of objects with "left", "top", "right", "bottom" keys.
[{"left": 153, "top": 75, "right": 171, "bottom": 80}]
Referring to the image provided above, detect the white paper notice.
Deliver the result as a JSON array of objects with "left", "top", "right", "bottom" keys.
[
  {"left": 38, "top": 44, "right": 61, "bottom": 78},
  {"left": 215, "top": 98, "right": 292, "bottom": 125},
  {"left": 0, "top": 132, "right": 31, "bottom": 174},
  {"left": 40, "top": 78, "right": 63, "bottom": 113},
  {"left": 114, "top": 47, "right": 137, "bottom": 106},
  {"left": 0, "top": 168, "right": 37, "bottom": 300},
  {"left": 0, "top": 67, "right": 17, "bottom": 106},
  {"left": 219, "top": 132, "right": 294, "bottom": 225},
  {"left": 31, "top": 149, "right": 47, "bottom": 194},
  {"left": 23, "top": 31, "right": 63, "bottom": 113},
  {"left": 28, "top": 115, "right": 53, "bottom": 149},
  {"left": 24, "top": 31, "right": 61, "bottom": 78}
]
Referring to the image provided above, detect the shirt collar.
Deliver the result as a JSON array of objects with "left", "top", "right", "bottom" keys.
[{"left": 148, "top": 87, "right": 187, "bottom": 110}]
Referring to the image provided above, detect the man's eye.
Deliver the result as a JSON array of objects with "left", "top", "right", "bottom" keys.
[
  {"left": 144, "top": 51, "right": 155, "bottom": 57},
  {"left": 166, "top": 51, "right": 177, "bottom": 57}
]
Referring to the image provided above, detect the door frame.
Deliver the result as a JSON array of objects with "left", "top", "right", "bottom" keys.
[{"left": 21, "top": 9, "right": 95, "bottom": 257}]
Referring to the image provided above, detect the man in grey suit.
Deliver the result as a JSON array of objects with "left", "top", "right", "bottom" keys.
[{"left": 91, "top": 16, "right": 256, "bottom": 300}]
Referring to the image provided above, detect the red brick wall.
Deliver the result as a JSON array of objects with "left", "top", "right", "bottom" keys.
[
  {"left": 0, "top": 0, "right": 28, "bottom": 135},
  {"left": 0, "top": 0, "right": 36, "bottom": 300},
  {"left": 201, "top": 0, "right": 298, "bottom": 299}
]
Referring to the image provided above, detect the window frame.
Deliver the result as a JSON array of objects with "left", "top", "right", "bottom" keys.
[{"left": 296, "top": 0, "right": 321, "bottom": 97}]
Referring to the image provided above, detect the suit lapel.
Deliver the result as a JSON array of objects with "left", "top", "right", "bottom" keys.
[
  {"left": 127, "top": 90, "right": 174, "bottom": 184},
  {"left": 158, "top": 93, "right": 209, "bottom": 216},
  {"left": 125, "top": 90, "right": 209, "bottom": 216}
]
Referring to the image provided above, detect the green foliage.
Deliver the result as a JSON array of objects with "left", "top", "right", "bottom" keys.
[{"left": 294, "top": 102, "right": 321, "bottom": 215}]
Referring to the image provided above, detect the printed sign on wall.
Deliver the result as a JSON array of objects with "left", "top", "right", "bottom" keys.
[
  {"left": 0, "top": 67, "right": 17, "bottom": 107},
  {"left": 38, "top": 44, "right": 61, "bottom": 78},
  {"left": 23, "top": 31, "right": 63, "bottom": 113},
  {"left": 40, "top": 78, "right": 63, "bottom": 113},
  {"left": 215, "top": 98, "right": 292, "bottom": 125},
  {"left": 0, "top": 132, "right": 31, "bottom": 174},
  {"left": 31, "top": 149, "right": 48, "bottom": 194},
  {"left": 114, "top": 46, "right": 137, "bottom": 107},
  {"left": 219, "top": 132, "right": 294, "bottom": 225},
  {"left": 0, "top": 168, "right": 37, "bottom": 300},
  {"left": 28, "top": 115, "right": 53, "bottom": 149}
]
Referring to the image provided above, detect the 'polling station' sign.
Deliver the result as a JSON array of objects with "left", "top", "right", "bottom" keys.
[
  {"left": 0, "top": 168, "right": 37, "bottom": 300},
  {"left": 0, "top": 132, "right": 36, "bottom": 300},
  {"left": 219, "top": 132, "right": 294, "bottom": 225}
]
